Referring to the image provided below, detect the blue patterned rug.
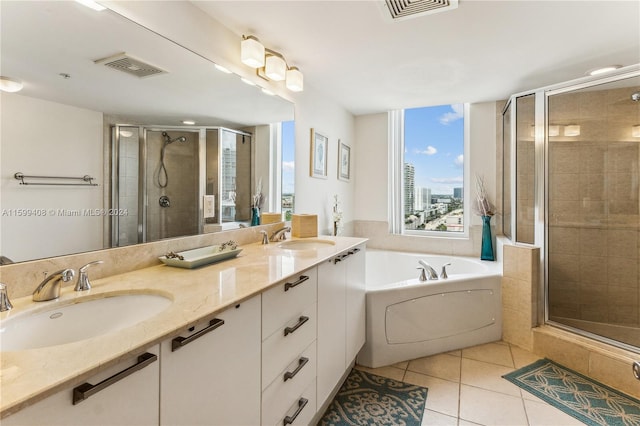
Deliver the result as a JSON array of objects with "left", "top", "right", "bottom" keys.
[
  {"left": 503, "top": 358, "right": 640, "bottom": 426},
  {"left": 318, "top": 369, "right": 428, "bottom": 426}
]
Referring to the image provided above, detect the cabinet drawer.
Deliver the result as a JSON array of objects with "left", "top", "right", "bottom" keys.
[
  {"left": 264, "top": 379, "right": 317, "bottom": 426},
  {"left": 262, "top": 268, "right": 317, "bottom": 340},
  {"left": 262, "top": 341, "right": 316, "bottom": 425},
  {"left": 262, "top": 303, "right": 316, "bottom": 387}
]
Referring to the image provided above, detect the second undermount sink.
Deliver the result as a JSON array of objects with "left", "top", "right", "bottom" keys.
[
  {"left": 0, "top": 293, "right": 172, "bottom": 352},
  {"left": 277, "top": 239, "right": 336, "bottom": 250}
]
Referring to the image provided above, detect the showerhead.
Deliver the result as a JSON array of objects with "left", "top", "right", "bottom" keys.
[
  {"left": 161, "top": 132, "right": 187, "bottom": 145},
  {"left": 631, "top": 92, "right": 640, "bottom": 102}
]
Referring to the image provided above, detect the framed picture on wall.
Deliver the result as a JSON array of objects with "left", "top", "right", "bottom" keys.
[
  {"left": 338, "top": 140, "right": 350, "bottom": 181},
  {"left": 310, "top": 128, "right": 328, "bottom": 179}
]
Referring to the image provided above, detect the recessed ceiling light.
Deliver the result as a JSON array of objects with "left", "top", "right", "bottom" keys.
[
  {"left": 587, "top": 65, "right": 622, "bottom": 76},
  {"left": 182, "top": 120, "right": 196, "bottom": 125},
  {"left": 0, "top": 76, "right": 23, "bottom": 93},
  {"left": 119, "top": 130, "right": 133, "bottom": 138}
]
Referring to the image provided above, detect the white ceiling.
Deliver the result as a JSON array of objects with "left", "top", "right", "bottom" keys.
[
  {"left": 0, "top": 1, "right": 294, "bottom": 127},
  {"left": 194, "top": 0, "right": 640, "bottom": 115}
]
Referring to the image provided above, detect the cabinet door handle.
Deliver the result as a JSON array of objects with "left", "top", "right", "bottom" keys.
[
  {"left": 72, "top": 352, "right": 157, "bottom": 405},
  {"left": 284, "top": 357, "right": 309, "bottom": 382},
  {"left": 284, "top": 275, "right": 309, "bottom": 292},
  {"left": 284, "top": 316, "right": 309, "bottom": 336},
  {"left": 283, "top": 397, "right": 308, "bottom": 425},
  {"left": 171, "top": 318, "right": 225, "bottom": 351}
]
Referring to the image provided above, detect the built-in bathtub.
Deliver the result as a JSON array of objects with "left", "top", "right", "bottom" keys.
[{"left": 357, "top": 249, "right": 503, "bottom": 368}]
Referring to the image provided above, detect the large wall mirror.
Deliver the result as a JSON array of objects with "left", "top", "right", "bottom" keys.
[{"left": 0, "top": 1, "right": 294, "bottom": 263}]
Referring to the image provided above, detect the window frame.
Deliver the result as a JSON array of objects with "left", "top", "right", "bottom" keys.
[{"left": 389, "top": 104, "right": 471, "bottom": 239}]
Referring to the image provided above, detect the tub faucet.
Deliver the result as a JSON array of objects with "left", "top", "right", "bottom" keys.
[
  {"left": 270, "top": 226, "right": 291, "bottom": 242},
  {"left": 440, "top": 262, "right": 451, "bottom": 279},
  {"left": 418, "top": 260, "right": 438, "bottom": 281},
  {"left": 33, "top": 269, "right": 75, "bottom": 302}
]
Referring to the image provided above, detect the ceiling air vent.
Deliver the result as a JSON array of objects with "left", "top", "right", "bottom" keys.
[
  {"left": 94, "top": 53, "right": 166, "bottom": 78},
  {"left": 384, "top": 0, "right": 458, "bottom": 21}
]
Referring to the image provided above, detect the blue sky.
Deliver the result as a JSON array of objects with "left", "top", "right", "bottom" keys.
[
  {"left": 404, "top": 104, "right": 464, "bottom": 195},
  {"left": 282, "top": 120, "right": 295, "bottom": 194}
]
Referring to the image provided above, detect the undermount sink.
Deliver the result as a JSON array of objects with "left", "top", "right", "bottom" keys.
[
  {"left": 276, "top": 239, "right": 336, "bottom": 250},
  {"left": 0, "top": 293, "right": 171, "bottom": 352}
]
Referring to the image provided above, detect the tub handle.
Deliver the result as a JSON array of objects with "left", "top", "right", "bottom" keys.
[{"left": 440, "top": 263, "right": 451, "bottom": 279}]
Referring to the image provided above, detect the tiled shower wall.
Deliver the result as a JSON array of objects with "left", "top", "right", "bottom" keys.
[{"left": 548, "top": 86, "right": 640, "bottom": 328}]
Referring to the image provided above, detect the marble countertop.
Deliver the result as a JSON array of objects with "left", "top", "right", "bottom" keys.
[{"left": 0, "top": 236, "right": 367, "bottom": 418}]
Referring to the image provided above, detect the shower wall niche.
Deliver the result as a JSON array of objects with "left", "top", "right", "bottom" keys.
[
  {"left": 111, "top": 126, "right": 253, "bottom": 246},
  {"left": 502, "top": 67, "right": 640, "bottom": 352}
]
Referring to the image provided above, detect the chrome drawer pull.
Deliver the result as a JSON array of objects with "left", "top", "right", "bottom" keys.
[
  {"left": 284, "top": 316, "right": 309, "bottom": 336},
  {"left": 72, "top": 352, "right": 157, "bottom": 405},
  {"left": 284, "top": 275, "right": 309, "bottom": 292},
  {"left": 284, "top": 357, "right": 309, "bottom": 382},
  {"left": 171, "top": 318, "right": 225, "bottom": 351},
  {"left": 283, "top": 397, "right": 308, "bottom": 425}
]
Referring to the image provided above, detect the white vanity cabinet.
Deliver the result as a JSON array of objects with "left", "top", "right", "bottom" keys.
[
  {"left": 261, "top": 268, "right": 318, "bottom": 426},
  {"left": 159, "top": 294, "right": 261, "bottom": 426},
  {"left": 317, "top": 245, "right": 366, "bottom": 407},
  {"left": 3, "top": 345, "right": 160, "bottom": 426}
]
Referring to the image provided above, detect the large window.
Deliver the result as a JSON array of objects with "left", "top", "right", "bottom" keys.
[{"left": 391, "top": 104, "right": 468, "bottom": 235}]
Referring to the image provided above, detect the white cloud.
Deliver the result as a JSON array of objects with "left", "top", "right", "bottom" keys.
[
  {"left": 416, "top": 145, "right": 437, "bottom": 155},
  {"left": 454, "top": 154, "right": 464, "bottom": 167},
  {"left": 282, "top": 161, "right": 295, "bottom": 171},
  {"left": 439, "top": 104, "right": 464, "bottom": 125},
  {"left": 431, "top": 176, "right": 463, "bottom": 184}
]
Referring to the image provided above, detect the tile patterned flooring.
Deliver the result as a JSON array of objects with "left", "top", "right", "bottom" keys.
[{"left": 355, "top": 341, "right": 586, "bottom": 426}]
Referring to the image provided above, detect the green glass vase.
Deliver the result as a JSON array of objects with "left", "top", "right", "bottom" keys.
[
  {"left": 250, "top": 207, "right": 260, "bottom": 226},
  {"left": 480, "top": 215, "right": 495, "bottom": 261}
]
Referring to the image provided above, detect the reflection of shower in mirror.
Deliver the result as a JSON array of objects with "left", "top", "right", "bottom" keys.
[{"left": 157, "top": 132, "right": 189, "bottom": 188}]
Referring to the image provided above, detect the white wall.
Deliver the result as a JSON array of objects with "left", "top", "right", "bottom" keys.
[
  {"left": 0, "top": 93, "right": 104, "bottom": 262},
  {"left": 292, "top": 86, "right": 356, "bottom": 235}
]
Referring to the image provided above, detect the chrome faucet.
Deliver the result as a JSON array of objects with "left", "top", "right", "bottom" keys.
[
  {"left": 75, "top": 260, "right": 104, "bottom": 292},
  {"left": 270, "top": 226, "right": 291, "bottom": 242},
  {"left": 0, "top": 283, "right": 13, "bottom": 311},
  {"left": 260, "top": 230, "right": 269, "bottom": 245},
  {"left": 33, "top": 269, "right": 75, "bottom": 302},
  {"left": 440, "top": 262, "right": 451, "bottom": 279},
  {"left": 418, "top": 260, "right": 438, "bottom": 281}
]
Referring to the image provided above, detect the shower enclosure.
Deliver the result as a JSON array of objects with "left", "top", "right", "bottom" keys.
[
  {"left": 111, "top": 125, "right": 252, "bottom": 247},
  {"left": 502, "top": 65, "right": 640, "bottom": 352}
]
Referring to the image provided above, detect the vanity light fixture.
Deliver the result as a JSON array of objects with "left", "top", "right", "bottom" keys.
[
  {"left": 0, "top": 76, "right": 23, "bottom": 93},
  {"left": 564, "top": 125, "right": 581, "bottom": 137},
  {"left": 182, "top": 120, "right": 196, "bottom": 125},
  {"left": 241, "top": 35, "right": 265, "bottom": 68},
  {"left": 632, "top": 125, "right": 640, "bottom": 138},
  {"left": 75, "top": 0, "right": 106, "bottom": 11},
  {"left": 241, "top": 35, "right": 304, "bottom": 92},
  {"left": 587, "top": 65, "right": 622, "bottom": 76}
]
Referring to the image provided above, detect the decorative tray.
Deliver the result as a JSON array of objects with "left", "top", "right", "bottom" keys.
[{"left": 159, "top": 242, "right": 242, "bottom": 269}]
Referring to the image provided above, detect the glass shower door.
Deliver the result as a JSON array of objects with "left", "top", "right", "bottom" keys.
[{"left": 547, "top": 76, "right": 640, "bottom": 349}]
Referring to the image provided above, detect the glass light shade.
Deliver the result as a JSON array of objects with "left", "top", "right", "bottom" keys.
[
  {"left": 633, "top": 125, "right": 640, "bottom": 138},
  {"left": 564, "top": 125, "right": 580, "bottom": 137},
  {"left": 264, "top": 55, "right": 286, "bottom": 81},
  {"left": 286, "top": 67, "right": 304, "bottom": 92},
  {"left": 548, "top": 125, "right": 560, "bottom": 137},
  {"left": 0, "top": 77, "right": 23, "bottom": 93},
  {"left": 241, "top": 37, "right": 265, "bottom": 68}
]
